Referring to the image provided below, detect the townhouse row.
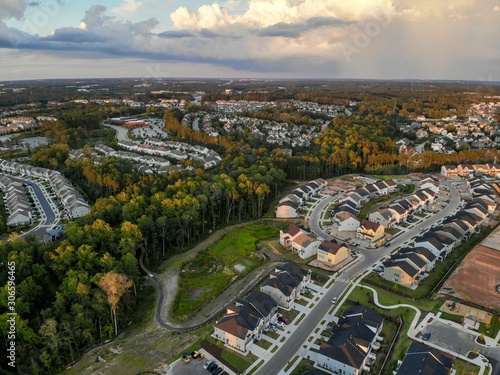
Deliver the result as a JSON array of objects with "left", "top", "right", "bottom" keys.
[
  {"left": 441, "top": 163, "right": 500, "bottom": 178},
  {"left": 276, "top": 179, "right": 328, "bottom": 218},
  {"left": 0, "top": 175, "right": 32, "bottom": 227},
  {"left": 0, "top": 159, "right": 90, "bottom": 220},
  {"left": 368, "top": 178, "right": 440, "bottom": 230},
  {"left": 382, "top": 180, "right": 497, "bottom": 289}
]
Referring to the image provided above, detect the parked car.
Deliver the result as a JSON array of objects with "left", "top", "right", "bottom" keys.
[
  {"left": 422, "top": 332, "right": 431, "bottom": 341},
  {"left": 191, "top": 350, "right": 203, "bottom": 359},
  {"left": 182, "top": 353, "right": 190, "bottom": 364},
  {"left": 278, "top": 317, "right": 291, "bottom": 325},
  {"left": 277, "top": 321, "right": 285, "bottom": 328},
  {"left": 270, "top": 324, "right": 278, "bottom": 331},
  {"left": 203, "top": 360, "right": 214, "bottom": 369},
  {"left": 207, "top": 362, "right": 218, "bottom": 371},
  {"left": 331, "top": 297, "right": 338, "bottom": 303},
  {"left": 212, "top": 366, "right": 223, "bottom": 375}
]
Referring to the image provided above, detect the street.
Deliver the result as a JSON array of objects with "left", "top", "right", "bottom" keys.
[{"left": 255, "top": 181, "right": 461, "bottom": 375}]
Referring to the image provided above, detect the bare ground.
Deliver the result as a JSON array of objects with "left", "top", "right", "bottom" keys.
[{"left": 441, "top": 244, "right": 500, "bottom": 310}]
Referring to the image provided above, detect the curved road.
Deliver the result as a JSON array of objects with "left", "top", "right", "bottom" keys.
[{"left": 255, "top": 181, "right": 461, "bottom": 375}]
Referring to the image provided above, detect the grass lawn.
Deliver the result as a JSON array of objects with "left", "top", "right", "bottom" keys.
[
  {"left": 453, "top": 358, "right": 480, "bottom": 375},
  {"left": 386, "top": 228, "right": 400, "bottom": 235},
  {"left": 479, "top": 315, "right": 500, "bottom": 339},
  {"left": 254, "top": 339, "right": 273, "bottom": 350},
  {"left": 172, "top": 223, "right": 279, "bottom": 320},
  {"left": 352, "top": 284, "right": 443, "bottom": 315},
  {"left": 221, "top": 348, "right": 256, "bottom": 373},
  {"left": 289, "top": 359, "right": 317, "bottom": 375},
  {"left": 440, "top": 312, "right": 464, "bottom": 324}
]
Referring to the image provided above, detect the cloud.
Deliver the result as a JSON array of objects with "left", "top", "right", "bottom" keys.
[
  {"left": 0, "top": 0, "right": 499, "bottom": 80},
  {"left": 113, "top": 0, "right": 143, "bottom": 19},
  {"left": 0, "top": 0, "right": 28, "bottom": 20},
  {"left": 257, "top": 16, "right": 354, "bottom": 38}
]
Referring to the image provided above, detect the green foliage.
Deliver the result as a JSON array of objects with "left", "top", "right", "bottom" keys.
[{"left": 173, "top": 224, "right": 278, "bottom": 319}]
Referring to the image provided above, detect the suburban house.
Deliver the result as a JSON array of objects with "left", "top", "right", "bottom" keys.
[
  {"left": 442, "top": 218, "right": 474, "bottom": 239},
  {"left": 356, "top": 220, "right": 385, "bottom": 243},
  {"left": 395, "top": 342, "right": 453, "bottom": 375},
  {"left": 399, "top": 247, "right": 437, "bottom": 272},
  {"left": 260, "top": 262, "right": 311, "bottom": 309},
  {"left": 420, "top": 177, "right": 440, "bottom": 193},
  {"left": 276, "top": 200, "right": 299, "bottom": 218},
  {"left": 292, "top": 232, "right": 322, "bottom": 259},
  {"left": 434, "top": 227, "right": 463, "bottom": 249},
  {"left": 441, "top": 165, "right": 459, "bottom": 177},
  {"left": 382, "top": 257, "right": 423, "bottom": 288},
  {"left": 355, "top": 187, "right": 371, "bottom": 203},
  {"left": 414, "top": 235, "right": 447, "bottom": 260},
  {"left": 316, "top": 306, "right": 383, "bottom": 375},
  {"left": 280, "top": 224, "right": 306, "bottom": 248},
  {"left": 317, "top": 240, "right": 349, "bottom": 267},
  {"left": 471, "top": 197, "right": 496, "bottom": 214},
  {"left": 332, "top": 211, "right": 360, "bottom": 232},
  {"left": 213, "top": 292, "right": 278, "bottom": 352},
  {"left": 369, "top": 208, "right": 397, "bottom": 229},
  {"left": 458, "top": 164, "right": 475, "bottom": 177}
]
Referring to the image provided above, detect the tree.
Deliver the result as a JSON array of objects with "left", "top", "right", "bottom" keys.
[{"left": 97, "top": 272, "right": 133, "bottom": 336}]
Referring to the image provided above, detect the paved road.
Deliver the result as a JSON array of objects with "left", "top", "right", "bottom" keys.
[
  {"left": 426, "top": 319, "right": 500, "bottom": 375},
  {"left": 103, "top": 123, "right": 130, "bottom": 142},
  {"left": 255, "top": 181, "right": 461, "bottom": 375}
]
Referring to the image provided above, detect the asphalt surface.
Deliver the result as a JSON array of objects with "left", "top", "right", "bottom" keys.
[
  {"left": 255, "top": 181, "right": 462, "bottom": 375},
  {"left": 426, "top": 319, "right": 500, "bottom": 375}
]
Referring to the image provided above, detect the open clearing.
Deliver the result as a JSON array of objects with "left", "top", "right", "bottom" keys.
[{"left": 441, "top": 243, "right": 500, "bottom": 310}]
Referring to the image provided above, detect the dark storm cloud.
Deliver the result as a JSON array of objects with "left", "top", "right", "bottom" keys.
[{"left": 257, "top": 16, "right": 354, "bottom": 38}]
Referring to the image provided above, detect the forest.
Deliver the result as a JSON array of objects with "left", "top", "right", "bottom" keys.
[{"left": 0, "top": 80, "right": 499, "bottom": 374}]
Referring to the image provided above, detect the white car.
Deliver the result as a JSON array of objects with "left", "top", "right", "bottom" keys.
[
  {"left": 277, "top": 321, "right": 286, "bottom": 328},
  {"left": 331, "top": 297, "right": 338, "bottom": 303}
]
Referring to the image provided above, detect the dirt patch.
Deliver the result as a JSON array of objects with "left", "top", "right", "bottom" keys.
[
  {"left": 441, "top": 244, "right": 500, "bottom": 310},
  {"left": 234, "top": 264, "right": 246, "bottom": 273}
]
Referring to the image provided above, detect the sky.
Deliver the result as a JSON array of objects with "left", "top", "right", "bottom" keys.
[{"left": 0, "top": 0, "right": 499, "bottom": 81}]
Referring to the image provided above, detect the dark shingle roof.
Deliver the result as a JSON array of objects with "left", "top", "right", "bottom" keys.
[{"left": 396, "top": 342, "right": 453, "bottom": 375}]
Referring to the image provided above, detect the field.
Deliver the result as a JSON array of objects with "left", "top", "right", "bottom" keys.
[
  {"left": 172, "top": 223, "right": 280, "bottom": 319},
  {"left": 441, "top": 244, "right": 500, "bottom": 310}
]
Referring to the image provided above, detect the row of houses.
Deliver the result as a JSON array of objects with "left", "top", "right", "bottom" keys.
[
  {"left": 368, "top": 178, "right": 439, "bottom": 229},
  {"left": 331, "top": 180, "right": 398, "bottom": 244},
  {"left": 0, "top": 175, "right": 32, "bottom": 227},
  {"left": 118, "top": 138, "right": 221, "bottom": 169},
  {"left": 95, "top": 143, "right": 171, "bottom": 168},
  {"left": 213, "top": 263, "right": 310, "bottom": 352},
  {"left": 276, "top": 179, "right": 327, "bottom": 218},
  {"left": 382, "top": 182, "right": 496, "bottom": 288},
  {"left": 441, "top": 163, "right": 500, "bottom": 178},
  {"left": 0, "top": 159, "right": 90, "bottom": 219}
]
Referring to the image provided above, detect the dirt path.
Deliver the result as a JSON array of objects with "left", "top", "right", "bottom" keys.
[{"left": 145, "top": 220, "right": 287, "bottom": 329}]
